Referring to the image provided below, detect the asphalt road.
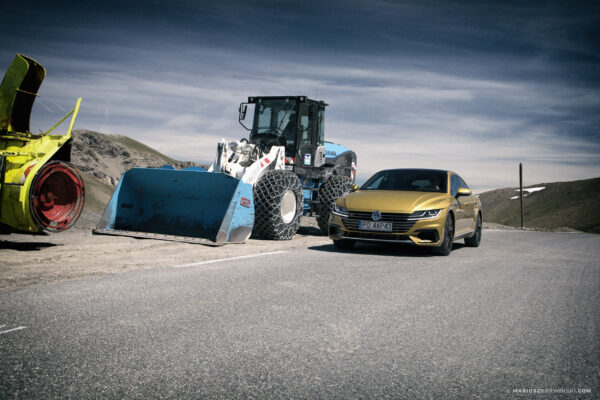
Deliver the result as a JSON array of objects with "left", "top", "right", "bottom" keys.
[{"left": 1, "top": 230, "right": 599, "bottom": 399}]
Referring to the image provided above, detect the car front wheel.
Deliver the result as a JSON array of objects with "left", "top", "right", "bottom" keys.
[{"left": 433, "top": 213, "right": 454, "bottom": 256}]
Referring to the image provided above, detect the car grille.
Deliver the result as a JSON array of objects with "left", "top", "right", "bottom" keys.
[{"left": 341, "top": 211, "right": 416, "bottom": 233}]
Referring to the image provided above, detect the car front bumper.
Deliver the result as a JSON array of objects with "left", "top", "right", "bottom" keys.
[{"left": 328, "top": 209, "right": 447, "bottom": 247}]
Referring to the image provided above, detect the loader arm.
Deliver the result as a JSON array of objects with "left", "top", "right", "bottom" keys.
[
  {"left": 209, "top": 138, "right": 285, "bottom": 184},
  {"left": 239, "top": 145, "right": 285, "bottom": 184}
]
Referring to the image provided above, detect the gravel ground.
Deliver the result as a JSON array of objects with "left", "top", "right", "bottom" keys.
[
  {"left": 0, "top": 213, "right": 569, "bottom": 293},
  {"left": 0, "top": 212, "right": 330, "bottom": 293}
]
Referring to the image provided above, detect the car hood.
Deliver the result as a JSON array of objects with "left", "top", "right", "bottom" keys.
[{"left": 342, "top": 190, "right": 451, "bottom": 213}]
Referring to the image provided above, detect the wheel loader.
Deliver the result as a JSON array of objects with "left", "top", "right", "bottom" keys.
[
  {"left": 0, "top": 54, "right": 84, "bottom": 234},
  {"left": 95, "top": 96, "right": 357, "bottom": 244}
]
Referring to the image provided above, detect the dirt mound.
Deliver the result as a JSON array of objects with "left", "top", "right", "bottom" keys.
[
  {"left": 68, "top": 130, "right": 203, "bottom": 211},
  {"left": 71, "top": 130, "right": 198, "bottom": 187}
]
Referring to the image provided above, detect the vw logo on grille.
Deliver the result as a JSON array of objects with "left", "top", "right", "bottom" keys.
[{"left": 372, "top": 210, "right": 382, "bottom": 221}]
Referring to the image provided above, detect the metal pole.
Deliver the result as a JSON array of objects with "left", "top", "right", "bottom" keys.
[{"left": 519, "top": 162, "right": 524, "bottom": 229}]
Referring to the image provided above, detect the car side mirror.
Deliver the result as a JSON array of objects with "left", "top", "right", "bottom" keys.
[
  {"left": 350, "top": 184, "right": 359, "bottom": 192},
  {"left": 456, "top": 187, "right": 472, "bottom": 197}
]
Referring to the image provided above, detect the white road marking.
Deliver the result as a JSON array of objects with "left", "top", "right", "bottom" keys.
[
  {"left": 173, "top": 251, "right": 288, "bottom": 268},
  {"left": 0, "top": 326, "right": 26, "bottom": 335}
]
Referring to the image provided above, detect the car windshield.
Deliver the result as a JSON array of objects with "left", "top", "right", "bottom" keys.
[
  {"left": 361, "top": 169, "right": 448, "bottom": 193},
  {"left": 250, "top": 99, "right": 297, "bottom": 138}
]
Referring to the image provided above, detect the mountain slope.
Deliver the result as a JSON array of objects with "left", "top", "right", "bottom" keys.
[{"left": 479, "top": 177, "right": 600, "bottom": 233}]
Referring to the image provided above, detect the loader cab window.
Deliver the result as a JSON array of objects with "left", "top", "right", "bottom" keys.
[
  {"left": 254, "top": 106, "right": 273, "bottom": 133},
  {"left": 317, "top": 108, "right": 325, "bottom": 146},
  {"left": 250, "top": 99, "right": 297, "bottom": 141},
  {"left": 298, "top": 103, "right": 311, "bottom": 146},
  {"left": 296, "top": 102, "right": 323, "bottom": 148}
]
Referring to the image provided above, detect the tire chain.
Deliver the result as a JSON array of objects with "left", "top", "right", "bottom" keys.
[
  {"left": 317, "top": 175, "right": 352, "bottom": 233},
  {"left": 253, "top": 169, "right": 303, "bottom": 240}
]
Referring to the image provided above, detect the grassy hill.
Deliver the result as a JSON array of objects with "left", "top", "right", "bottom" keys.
[{"left": 479, "top": 177, "right": 600, "bottom": 233}]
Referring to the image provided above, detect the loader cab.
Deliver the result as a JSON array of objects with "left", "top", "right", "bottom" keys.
[{"left": 240, "top": 96, "right": 327, "bottom": 168}]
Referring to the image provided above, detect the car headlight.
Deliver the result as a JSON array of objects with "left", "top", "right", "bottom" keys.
[
  {"left": 332, "top": 203, "right": 350, "bottom": 217},
  {"left": 407, "top": 209, "right": 442, "bottom": 220}
]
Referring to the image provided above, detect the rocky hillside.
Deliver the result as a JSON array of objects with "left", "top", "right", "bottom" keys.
[
  {"left": 70, "top": 130, "right": 200, "bottom": 211},
  {"left": 479, "top": 177, "right": 600, "bottom": 233},
  {"left": 72, "top": 130, "right": 197, "bottom": 187}
]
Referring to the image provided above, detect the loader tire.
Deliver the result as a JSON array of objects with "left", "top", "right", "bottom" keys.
[
  {"left": 317, "top": 175, "right": 352, "bottom": 233},
  {"left": 253, "top": 169, "right": 303, "bottom": 240}
]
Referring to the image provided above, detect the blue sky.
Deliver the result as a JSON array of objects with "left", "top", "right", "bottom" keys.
[{"left": 1, "top": 0, "right": 599, "bottom": 190}]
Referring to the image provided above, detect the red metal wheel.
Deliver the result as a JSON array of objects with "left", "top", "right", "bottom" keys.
[{"left": 29, "top": 161, "right": 85, "bottom": 232}]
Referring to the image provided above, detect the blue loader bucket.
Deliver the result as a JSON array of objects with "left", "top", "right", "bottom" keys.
[{"left": 94, "top": 168, "right": 254, "bottom": 244}]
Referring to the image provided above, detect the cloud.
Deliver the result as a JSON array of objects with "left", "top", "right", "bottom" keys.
[
  {"left": 13, "top": 47, "right": 597, "bottom": 191},
  {"left": 2, "top": 1, "right": 599, "bottom": 191}
]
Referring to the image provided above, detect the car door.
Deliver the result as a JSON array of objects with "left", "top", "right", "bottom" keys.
[
  {"left": 456, "top": 175, "right": 477, "bottom": 234},
  {"left": 450, "top": 174, "right": 469, "bottom": 234}
]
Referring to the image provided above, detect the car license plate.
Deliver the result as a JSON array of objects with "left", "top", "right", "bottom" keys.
[{"left": 359, "top": 220, "right": 393, "bottom": 232}]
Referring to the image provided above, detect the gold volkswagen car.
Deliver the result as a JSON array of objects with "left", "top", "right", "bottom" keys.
[{"left": 328, "top": 169, "right": 482, "bottom": 255}]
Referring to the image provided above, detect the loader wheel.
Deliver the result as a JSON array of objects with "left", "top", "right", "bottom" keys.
[
  {"left": 29, "top": 161, "right": 85, "bottom": 232},
  {"left": 317, "top": 175, "right": 352, "bottom": 233},
  {"left": 253, "top": 170, "right": 303, "bottom": 240}
]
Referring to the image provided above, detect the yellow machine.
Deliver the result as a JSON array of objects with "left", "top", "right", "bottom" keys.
[{"left": 0, "top": 54, "right": 84, "bottom": 233}]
